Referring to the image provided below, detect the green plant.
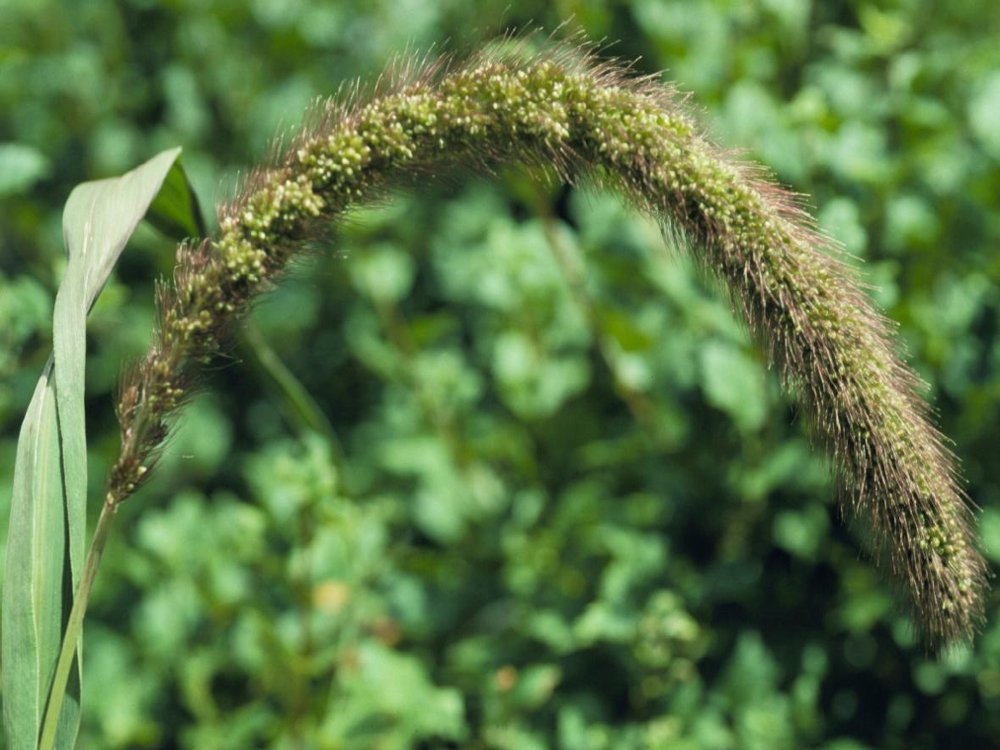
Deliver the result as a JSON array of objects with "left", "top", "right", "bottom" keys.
[{"left": 1, "top": 34, "right": 988, "bottom": 749}]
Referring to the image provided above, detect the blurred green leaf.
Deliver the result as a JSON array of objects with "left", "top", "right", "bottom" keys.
[
  {"left": 699, "top": 341, "right": 768, "bottom": 432},
  {"left": 773, "top": 506, "right": 830, "bottom": 562},
  {"left": 968, "top": 71, "right": 1000, "bottom": 159},
  {"left": 0, "top": 142, "right": 50, "bottom": 196},
  {"left": 492, "top": 330, "right": 591, "bottom": 418},
  {"left": 508, "top": 664, "right": 562, "bottom": 710},
  {"left": 322, "top": 641, "right": 468, "bottom": 746},
  {"left": 350, "top": 244, "right": 415, "bottom": 304},
  {"left": 980, "top": 508, "right": 1000, "bottom": 563}
]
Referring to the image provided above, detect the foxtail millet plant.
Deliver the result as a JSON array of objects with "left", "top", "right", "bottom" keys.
[
  {"left": 34, "top": 33, "right": 990, "bottom": 747},
  {"left": 113, "top": 37, "right": 988, "bottom": 642}
]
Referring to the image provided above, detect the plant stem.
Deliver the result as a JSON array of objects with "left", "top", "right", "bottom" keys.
[
  {"left": 38, "top": 499, "right": 118, "bottom": 750},
  {"left": 239, "top": 320, "right": 349, "bottom": 480}
]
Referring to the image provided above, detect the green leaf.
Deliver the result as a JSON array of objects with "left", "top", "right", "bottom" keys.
[
  {"left": 1, "top": 358, "right": 69, "bottom": 750},
  {"left": 2, "top": 147, "right": 193, "bottom": 750},
  {"left": 147, "top": 156, "right": 207, "bottom": 239},
  {"left": 967, "top": 70, "right": 1000, "bottom": 160},
  {"left": 699, "top": 341, "right": 769, "bottom": 432},
  {"left": 0, "top": 142, "right": 51, "bottom": 197},
  {"left": 60, "top": 147, "right": 186, "bottom": 309}
]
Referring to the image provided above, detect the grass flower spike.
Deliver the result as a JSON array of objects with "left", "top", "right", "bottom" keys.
[{"left": 109, "top": 36, "right": 986, "bottom": 646}]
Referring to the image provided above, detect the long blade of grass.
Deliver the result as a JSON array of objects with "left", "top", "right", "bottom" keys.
[
  {"left": 2, "top": 148, "right": 199, "bottom": 750},
  {"left": 1, "top": 356, "right": 69, "bottom": 750}
]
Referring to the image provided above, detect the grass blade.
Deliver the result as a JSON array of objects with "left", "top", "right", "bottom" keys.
[
  {"left": 1, "top": 357, "right": 72, "bottom": 750},
  {"left": 61, "top": 147, "right": 186, "bottom": 311},
  {"left": 2, "top": 147, "right": 199, "bottom": 750}
]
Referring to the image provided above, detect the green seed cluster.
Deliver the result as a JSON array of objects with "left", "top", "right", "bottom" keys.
[{"left": 110, "top": 38, "right": 986, "bottom": 645}]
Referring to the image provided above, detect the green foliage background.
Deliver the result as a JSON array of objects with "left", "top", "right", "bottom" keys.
[{"left": 2, "top": 0, "right": 1000, "bottom": 747}]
